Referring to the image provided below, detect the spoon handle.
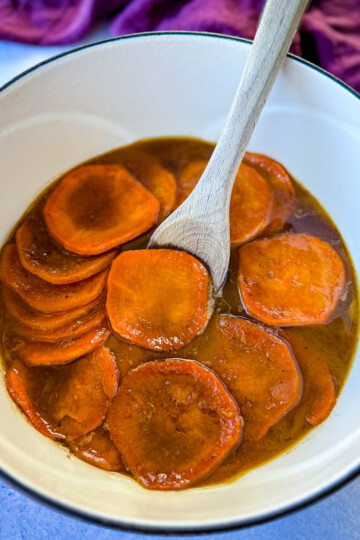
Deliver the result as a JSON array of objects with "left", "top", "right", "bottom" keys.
[
  {"left": 188, "top": 0, "right": 308, "bottom": 214},
  {"left": 149, "top": 0, "right": 308, "bottom": 292}
]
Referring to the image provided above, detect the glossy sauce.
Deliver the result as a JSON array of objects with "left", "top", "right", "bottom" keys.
[{"left": 1, "top": 138, "right": 358, "bottom": 487}]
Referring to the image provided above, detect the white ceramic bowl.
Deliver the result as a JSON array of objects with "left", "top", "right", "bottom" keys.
[{"left": 0, "top": 32, "right": 360, "bottom": 533}]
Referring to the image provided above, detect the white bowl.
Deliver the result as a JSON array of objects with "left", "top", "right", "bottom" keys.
[{"left": 0, "top": 32, "right": 360, "bottom": 533}]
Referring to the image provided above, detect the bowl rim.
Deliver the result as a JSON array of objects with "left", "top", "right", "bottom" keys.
[{"left": 1, "top": 31, "right": 360, "bottom": 534}]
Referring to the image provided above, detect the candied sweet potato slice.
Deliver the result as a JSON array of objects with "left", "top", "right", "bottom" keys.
[
  {"left": 44, "top": 165, "right": 160, "bottom": 255},
  {"left": 281, "top": 331, "right": 337, "bottom": 426},
  {"left": 16, "top": 213, "right": 117, "bottom": 284},
  {"left": 229, "top": 163, "right": 273, "bottom": 245},
  {"left": 13, "top": 302, "right": 107, "bottom": 343},
  {"left": 177, "top": 161, "right": 273, "bottom": 245},
  {"left": 5, "top": 346, "right": 119, "bottom": 441},
  {"left": 107, "top": 249, "right": 211, "bottom": 351},
  {"left": 244, "top": 152, "right": 295, "bottom": 233},
  {"left": 19, "top": 322, "right": 110, "bottom": 366},
  {"left": 176, "top": 161, "right": 205, "bottom": 207},
  {"left": 238, "top": 234, "right": 345, "bottom": 326},
  {"left": 107, "top": 359, "right": 243, "bottom": 490},
  {"left": 5, "top": 361, "right": 62, "bottom": 439},
  {"left": 117, "top": 147, "right": 176, "bottom": 220},
  {"left": 0, "top": 244, "right": 107, "bottom": 313},
  {"left": 69, "top": 426, "right": 124, "bottom": 471},
  {"left": 52, "top": 346, "right": 119, "bottom": 439},
  {"left": 2, "top": 286, "right": 104, "bottom": 332},
  {"left": 192, "top": 315, "right": 302, "bottom": 441}
]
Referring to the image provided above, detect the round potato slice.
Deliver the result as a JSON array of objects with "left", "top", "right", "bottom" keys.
[
  {"left": 107, "top": 249, "right": 211, "bottom": 351},
  {"left": 107, "top": 359, "right": 243, "bottom": 490},
  {"left": 2, "top": 286, "right": 105, "bottom": 333},
  {"left": 19, "top": 322, "right": 110, "bottom": 366},
  {"left": 0, "top": 244, "right": 107, "bottom": 314},
  {"left": 116, "top": 147, "right": 176, "bottom": 220},
  {"left": 281, "top": 331, "right": 337, "bottom": 426},
  {"left": 44, "top": 165, "right": 160, "bottom": 255},
  {"left": 191, "top": 315, "right": 302, "bottom": 441},
  {"left": 5, "top": 346, "right": 119, "bottom": 441},
  {"left": 244, "top": 152, "right": 295, "bottom": 233},
  {"left": 13, "top": 301, "right": 106, "bottom": 343},
  {"left": 16, "top": 213, "right": 117, "bottom": 284},
  {"left": 238, "top": 234, "right": 345, "bottom": 325},
  {"left": 69, "top": 426, "right": 124, "bottom": 472},
  {"left": 5, "top": 361, "right": 63, "bottom": 440}
]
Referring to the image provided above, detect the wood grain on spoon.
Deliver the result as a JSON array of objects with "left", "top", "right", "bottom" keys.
[{"left": 148, "top": 0, "right": 308, "bottom": 291}]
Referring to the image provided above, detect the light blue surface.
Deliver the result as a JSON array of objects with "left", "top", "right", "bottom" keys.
[
  {"left": 1, "top": 30, "right": 360, "bottom": 540},
  {"left": 1, "top": 477, "right": 360, "bottom": 539}
]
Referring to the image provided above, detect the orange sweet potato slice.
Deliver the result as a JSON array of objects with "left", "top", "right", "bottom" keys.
[
  {"left": 69, "top": 426, "right": 124, "bottom": 471},
  {"left": 117, "top": 147, "right": 176, "bottom": 220},
  {"left": 13, "top": 302, "right": 107, "bottom": 343},
  {"left": 244, "top": 152, "right": 295, "bottom": 233},
  {"left": 5, "top": 361, "right": 63, "bottom": 439},
  {"left": 5, "top": 346, "right": 119, "bottom": 441},
  {"left": 177, "top": 161, "right": 273, "bottom": 245},
  {"left": 229, "top": 163, "right": 273, "bottom": 245},
  {"left": 44, "top": 165, "right": 160, "bottom": 255},
  {"left": 19, "top": 321, "right": 110, "bottom": 366},
  {"left": 16, "top": 213, "right": 117, "bottom": 284},
  {"left": 52, "top": 346, "right": 119, "bottom": 440},
  {"left": 107, "top": 249, "right": 211, "bottom": 351},
  {"left": 192, "top": 315, "right": 302, "bottom": 441},
  {"left": 176, "top": 161, "right": 204, "bottom": 207},
  {"left": 2, "top": 286, "right": 104, "bottom": 332},
  {"left": 0, "top": 244, "right": 107, "bottom": 313},
  {"left": 238, "top": 234, "right": 345, "bottom": 326},
  {"left": 107, "top": 359, "right": 243, "bottom": 490},
  {"left": 281, "top": 331, "right": 337, "bottom": 426}
]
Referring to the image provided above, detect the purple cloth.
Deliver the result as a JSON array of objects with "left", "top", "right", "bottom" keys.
[{"left": 0, "top": 0, "right": 359, "bottom": 92}]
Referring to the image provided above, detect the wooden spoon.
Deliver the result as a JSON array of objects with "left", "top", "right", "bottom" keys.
[{"left": 149, "top": 0, "right": 308, "bottom": 292}]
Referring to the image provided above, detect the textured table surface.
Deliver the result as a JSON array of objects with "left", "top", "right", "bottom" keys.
[{"left": 1, "top": 28, "right": 360, "bottom": 540}]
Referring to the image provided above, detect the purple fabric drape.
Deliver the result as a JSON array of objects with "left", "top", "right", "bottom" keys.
[{"left": 0, "top": 0, "right": 359, "bottom": 92}]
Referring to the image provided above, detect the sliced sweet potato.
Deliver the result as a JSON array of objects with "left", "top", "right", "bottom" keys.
[
  {"left": 177, "top": 161, "right": 273, "bottom": 245},
  {"left": 244, "top": 152, "right": 295, "bottom": 233},
  {"left": 107, "top": 359, "right": 243, "bottom": 490},
  {"left": 5, "top": 361, "right": 62, "bottom": 439},
  {"left": 19, "top": 322, "right": 110, "bottom": 366},
  {"left": 192, "top": 315, "right": 302, "bottom": 441},
  {"left": 13, "top": 302, "right": 107, "bottom": 343},
  {"left": 52, "top": 346, "right": 119, "bottom": 440},
  {"left": 107, "top": 249, "right": 211, "bottom": 351},
  {"left": 281, "top": 331, "right": 337, "bottom": 426},
  {"left": 2, "top": 286, "right": 105, "bottom": 332},
  {"left": 44, "top": 165, "right": 160, "bottom": 255},
  {"left": 176, "top": 161, "right": 205, "bottom": 207},
  {"left": 0, "top": 244, "right": 107, "bottom": 313},
  {"left": 5, "top": 346, "right": 119, "bottom": 441},
  {"left": 117, "top": 147, "right": 176, "bottom": 219},
  {"left": 229, "top": 163, "right": 273, "bottom": 245},
  {"left": 16, "top": 213, "right": 117, "bottom": 284},
  {"left": 69, "top": 426, "right": 124, "bottom": 471},
  {"left": 238, "top": 234, "right": 345, "bottom": 326}
]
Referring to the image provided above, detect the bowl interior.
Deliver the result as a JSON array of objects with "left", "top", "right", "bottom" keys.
[{"left": 0, "top": 33, "right": 360, "bottom": 532}]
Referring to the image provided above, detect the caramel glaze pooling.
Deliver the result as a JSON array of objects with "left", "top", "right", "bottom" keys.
[{"left": 0, "top": 138, "right": 358, "bottom": 487}]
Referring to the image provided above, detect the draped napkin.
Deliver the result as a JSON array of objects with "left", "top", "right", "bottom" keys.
[{"left": 0, "top": 0, "right": 359, "bottom": 92}]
